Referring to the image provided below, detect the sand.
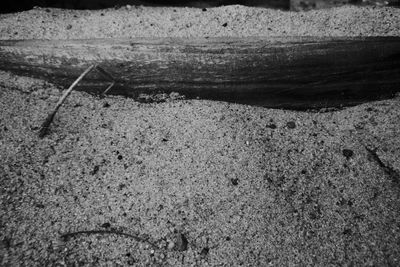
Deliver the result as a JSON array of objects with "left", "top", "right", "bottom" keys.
[
  {"left": 1, "top": 4, "right": 400, "bottom": 266},
  {"left": 1, "top": 5, "right": 400, "bottom": 39}
]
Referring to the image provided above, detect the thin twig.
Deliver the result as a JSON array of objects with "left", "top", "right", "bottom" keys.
[
  {"left": 365, "top": 146, "right": 400, "bottom": 185},
  {"left": 102, "top": 81, "right": 115, "bottom": 95},
  {"left": 96, "top": 66, "right": 116, "bottom": 95},
  {"left": 96, "top": 65, "right": 116, "bottom": 81},
  {"left": 38, "top": 65, "right": 96, "bottom": 138},
  {"left": 61, "top": 229, "right": 158, "bottom": 249}
]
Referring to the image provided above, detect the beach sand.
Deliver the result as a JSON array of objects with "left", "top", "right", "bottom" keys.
[{"left": 1, "top": 4, "right": 400, "bottom": 266}]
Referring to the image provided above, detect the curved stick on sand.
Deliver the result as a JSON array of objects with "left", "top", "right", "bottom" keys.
[{"left": 38, "top": 64, "right": 96, "bottom": 138}]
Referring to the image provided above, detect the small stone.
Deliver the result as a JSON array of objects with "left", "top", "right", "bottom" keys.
[
  {"left": 167, "top": 241, "right": 175, "bottom": 250},
  {"left": 343, "top": 228, "right": 352, "bottom": 235},
  {"left": 91, "top": 165, "right": 99, "bottom": 175},
  {"left": 126, "top": 4, "right": 132, "bottom": 10},
  {"left": 231, "top": 178, "right": 239, "bottom": 186},
  {"left": 200, "top": 247, "right": 209, "bottom": 257},
  {"left": 222, "top": 22, "right": 228, "bottom": 27},
  {"left": 101, "top": 222, "right": 111, "bottom": 228},
  {"left": 175, "top": 233, "right": 188, "bottom": 251},
  {"left": 88, "top": 102, "right": 95, "bottom": 110},
  {"left": 66, "top": 24, "right": 72, "bottom": 30},
  {"left": 127, "top": 259, "right": 136, "bottom": 265},
  {"left": 286, "top": 121, "right": 296, "bottom": 129},
  {"left": 309, "top": 211, "right": 318, "bottom": 220},
  {"left": 202, "top": 8, "right": 207, "bottom": 11},
  {"left": 342, "top": 149, "right": 354, "bottom": 159},
  {"left": 35, "top": 203, "right": 45, "bottom": 209}
]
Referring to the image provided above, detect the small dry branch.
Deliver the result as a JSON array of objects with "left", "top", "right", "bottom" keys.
[
  {"left": 96, "top": 65, "right": 116, "bottom": 95},
  {"left": 38, "top": 64, "right": 96, "bottom": 138},
  {"left": 96, "top": 65, "right": 116, "bottom": 81},
  {"left": 365, "top": 146, "right": 400, "bottom": 185},
  {"left": 102, "top": 81, "right": 115, "bottom": 95}
]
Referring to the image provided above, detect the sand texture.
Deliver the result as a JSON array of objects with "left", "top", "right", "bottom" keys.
[
  {"left": 1, "top": 4, "right": 400, "bottom": 267},
  {"left": 0, "top": 5, "right": 400, "bottom": 39},
  {"left": 1, "top": 70, "right": 400, "bottom": 266}
]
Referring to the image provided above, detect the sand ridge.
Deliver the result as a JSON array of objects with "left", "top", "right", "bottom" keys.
[
  {"left": 1, "top": 70, "right": 400, "bottom": 265},
  {"left": 0, "top": 4, "right": 400, "bottom": 266},
  {"left": 0, "top": 5, "right": 400, "bottom": 39}
]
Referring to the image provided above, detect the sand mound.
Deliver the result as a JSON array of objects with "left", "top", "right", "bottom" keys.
[{"left": 1, "top": 5, "right": 400, "bottom": 266}]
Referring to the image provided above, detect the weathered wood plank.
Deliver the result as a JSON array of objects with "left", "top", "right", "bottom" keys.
[{"left": 0, "top": 37, "right": 399, "bottom": 109}]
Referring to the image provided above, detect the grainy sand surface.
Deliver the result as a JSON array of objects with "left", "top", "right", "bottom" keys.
[
  {"left": 0, "top": 5, "right": 400, "bottom": 39},
  {"left": 1, "top": 4, "right": 400, "bottom": 266}
]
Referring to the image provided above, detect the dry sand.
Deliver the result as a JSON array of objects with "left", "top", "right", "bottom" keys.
[
  {"left": 1, "top": 4, "right": 400, "bottom": 266},
  {"left": 0, "top": 5, "right": 400, "bottom": 39}
]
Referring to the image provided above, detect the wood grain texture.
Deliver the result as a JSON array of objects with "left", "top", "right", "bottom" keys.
[{"left": 0, "top": 37, "right": 399, "bottom": 109}]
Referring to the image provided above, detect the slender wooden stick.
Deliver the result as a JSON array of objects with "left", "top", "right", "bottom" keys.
[
  {"left": 38, "top": 65, "right": 96, "bottom": 138},
  {"left": 96, "top": 66, "right": 116, "bottom": 95},
  {"left": 102, "top": 81, "right": 115, "bottom": 95},
  {"left": 96, "top": 65, "right": 115, "bottom": 81},
  {"left": 365, "top": 146, "right": 400, "bottom": 185}
]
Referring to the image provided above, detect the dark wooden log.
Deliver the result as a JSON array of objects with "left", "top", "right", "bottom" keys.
[{"left": 0, "top": 37, "right": 399, "bottom": 109}]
